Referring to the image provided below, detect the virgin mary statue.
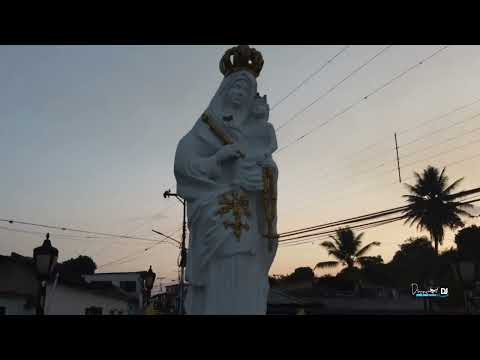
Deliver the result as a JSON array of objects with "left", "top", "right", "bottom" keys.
[{"left": 174, "top": 45, "right": 278, "bottom": 315}]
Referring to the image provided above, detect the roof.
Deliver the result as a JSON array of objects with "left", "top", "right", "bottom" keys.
[
  {"left": 268, "top": 289, "right": 306, "bottom": 306},
  {"left": 0, "top": 252, "right": 34, "bottom": 267},
  {"left": 87, "top": 272, "right": 146, "bottom": 276},
  {"left": 58, "top": 280, "right": 133, "bottom": 302}
]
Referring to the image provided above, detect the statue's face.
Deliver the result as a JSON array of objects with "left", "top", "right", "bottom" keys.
[{"left": 227, "top": 79, "right": 250, "bottom": 107}]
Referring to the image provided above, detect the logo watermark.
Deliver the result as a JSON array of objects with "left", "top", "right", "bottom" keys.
[{"left": 411, "top": 283, "right": 449, "bottom": 298}]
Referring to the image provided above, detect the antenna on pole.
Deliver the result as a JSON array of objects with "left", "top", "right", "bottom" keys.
[{"left": 394, "top": 132, "right": 402, "bottom": 183}]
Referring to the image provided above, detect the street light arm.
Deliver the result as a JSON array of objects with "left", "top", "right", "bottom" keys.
[{"left": 151, "top": 229, "right": 182, "bottom": 246}]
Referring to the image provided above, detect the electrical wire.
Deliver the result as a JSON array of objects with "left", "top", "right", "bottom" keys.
[
  {"left": 275, "top": 45, "right": 392, "bottom": 131},
  {"left": 277, "top": 46, "right": 449, "bottom": 154},
  {"left": 270, "top": 45, "right": 350, "bottom": 112}
]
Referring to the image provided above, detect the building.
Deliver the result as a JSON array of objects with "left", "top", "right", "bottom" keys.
[
  {"left": 0, "top": 253, "right": 40, "bottom": 315},
  {"left": 83, "top": 271, "right": 148, "bottom": 310},
  {"left": 0, "top": 252, "right": 140, "bottom": 315},
  {"left": 45, "top": 279, "right": 133, "bottom": 315}
]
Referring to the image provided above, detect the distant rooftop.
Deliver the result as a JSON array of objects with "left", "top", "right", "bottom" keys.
[{"left": 86, "top": 271, "right": 146, "bottom": 276}]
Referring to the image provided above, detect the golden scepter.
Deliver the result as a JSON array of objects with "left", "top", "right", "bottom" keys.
[
  {"left": 262, "top": 166, "right": 277, "bottom": 252},
  {"left": 201, "top": 112, "right": 245, "bottom": 158}
]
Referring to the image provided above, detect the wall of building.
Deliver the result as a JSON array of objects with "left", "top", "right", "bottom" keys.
[
  {"left": 0, "top": 295, "right": 35, "bottom": 315},
  {"left": 45, "top": 284, "right": 129, "bottom": 315},
  {"left": 83, "top": 273, "right": 144, "bottom": 308},
  {"left": 0, "top": 260, "right": 37, "bottom": 296}
]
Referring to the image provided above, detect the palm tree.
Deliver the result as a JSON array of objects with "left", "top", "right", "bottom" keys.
[
  {"left": 315, "top": 227, "right": 380, "bottom": 271},
  {"left": 402, "top": 166, "right": 474, "bottom": 255}
]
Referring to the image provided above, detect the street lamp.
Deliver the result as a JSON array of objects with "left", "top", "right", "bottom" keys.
[
  {"left": 162, "top": 189, "right": 187, "bottom": 315},
  {"left": 143, "top": 266, "right": 156, "bottom": 305},
  {"left": 33, "top": 233, "right": 59, "bottom": 315}
]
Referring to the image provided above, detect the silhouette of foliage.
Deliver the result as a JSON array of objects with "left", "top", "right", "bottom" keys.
[
  {"left": 403, "top": 166, "right": 474, "bottom": 254},
  {"left": 315, "top": 227, "right": 380, "bottom": 271},
  {"left": 57, "top": 255, "right": 97, "bottom": 284},
  {"left": 455, "top": 225, "right": 480, "bottom": 262},
  {"left": 389, "top": 237, "right": 437, "bottom": 287}
]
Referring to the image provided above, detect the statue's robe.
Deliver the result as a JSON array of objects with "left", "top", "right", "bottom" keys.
[{"left": 174, "top": 113, "right": 278, "bottom": 315}]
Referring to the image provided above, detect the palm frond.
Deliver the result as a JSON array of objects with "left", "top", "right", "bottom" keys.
[
  {"left": 315, "top": 261, "right": 339, "bottom": 269},
  {"left": 443, "top": 177, "right": 464, "bottom": 195},
  {"left": 355, "top": 241, "right": 381, "bottom": 257},
  {"left": 354, "top": 232, "right": 365, "bottom": 243},
  {"left": 320, "top": 241, "right": 338, "bottom": 251}
]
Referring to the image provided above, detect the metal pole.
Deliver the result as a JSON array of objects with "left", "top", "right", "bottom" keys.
[
  {"left": 163, "top": 189, "right": 187, "bottom": 315},
  {"left": 394, "top": 132, "right": 402, "bottom": 183},
  {"left": 36, "top": 280, "right": 46, "bottom": 315},
  {"left": 179, "top": 198, "right": 187, "bottom": 315}
]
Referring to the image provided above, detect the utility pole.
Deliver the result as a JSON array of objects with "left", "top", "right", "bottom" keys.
[
  {"left": 163, "top": 189, "right": 187, "bottom": 315},
  {"left": 394, "top": 132, "right": 402, "bottom": 183}
]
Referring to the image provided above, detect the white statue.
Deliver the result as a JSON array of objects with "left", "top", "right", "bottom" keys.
[{"left": 174, "top": 45, "right": 278, "bottom": 315}]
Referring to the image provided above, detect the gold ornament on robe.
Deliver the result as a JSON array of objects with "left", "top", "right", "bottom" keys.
[{"left": 216, "top": 191, "right": 251, "bottom": 240}]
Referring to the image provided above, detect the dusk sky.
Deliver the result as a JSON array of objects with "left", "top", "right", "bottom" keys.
[{"left": 1, "top": 45, "right": 480, "bottom": 289}]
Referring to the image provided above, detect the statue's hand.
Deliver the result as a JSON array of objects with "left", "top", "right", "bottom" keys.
[
  {"left": 257, "top": 156, "right": 276, "bottom": 170},
  {"left": 216, "top": 144, "right": 242, "bottom": 163},
  {"left": 235, "top": 161, "right": 264, "bottom": 192}
]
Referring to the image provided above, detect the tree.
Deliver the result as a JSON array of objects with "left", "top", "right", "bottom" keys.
[
  {"left": 358, "top": 255, "right": 384, "bottom": 268},
  {"left": 389, "top": 237, "right": 437, "bottom": 287},
  {"left": 57, "top": 255, "right": 97, "bottom": 284},
  {"left": 402, "top": 166, "right": 474, "bottom": 255},
  {"left": 288, "top": 267, "right": 314, "bottom": 282},
  {"left": 455, "top": 225, "right": 480, "bottom": 262},
  {"left": 357, "top": 255, "right": 390, "bottom": 286},
  {"left": 315, "top": 227, "right": 380, "bottom": 272}
]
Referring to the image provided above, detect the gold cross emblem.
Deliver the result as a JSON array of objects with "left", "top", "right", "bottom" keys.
[{"left": 216, "top": 191, "right": 251, "bottom": 240}]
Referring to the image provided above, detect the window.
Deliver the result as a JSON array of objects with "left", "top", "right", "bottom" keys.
[
  {"left": 85, "top": 306, "right": 103, "bottom": 315},
  {"left": 0, "top": 306, "right": 5, "bottom": 315},
  {"left": 120, "top": 281, "right": 137, "bottom": 293}
]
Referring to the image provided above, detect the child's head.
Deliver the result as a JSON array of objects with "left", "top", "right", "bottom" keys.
[{"left": 252, "top": 92, "right": 269, "bottom": 121}]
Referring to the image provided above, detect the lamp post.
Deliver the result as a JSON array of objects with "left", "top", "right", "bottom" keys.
[
  {"left": 33, "top": 233, "right": 58, "bottom": 315},
  {"left": 163, "top": 189, "right": 187, "bottom": 315},
  {"left": 143, "top": 265, "right": 156, "bottom": 306}
]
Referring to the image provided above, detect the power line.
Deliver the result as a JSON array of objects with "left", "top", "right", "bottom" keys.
[
  {"left": 275, "top": 45, "right": 392, "bottom": 131},
  {"left": 96, "top": 249, "right": 148, "bottom": 270},
  {"left": 0, "top": 226, "right": 134, "bottom": 247},
  {"left": 279, "top": 205, "right": 407, "bottom": 238},
  {"left": 278, "top": 195, "right": 480, "bottom": 248},
  {"left": 95, "top": 224, "right": 182, "bottom": 270},
  {"left": 397, "top": 96, "right": 480, "bottom": 136},
  {"left": 279, "top": 185, "right": 480, "bottom": 240},
  {"left": 0, "top": 218, "right": 173, "bottom": 244},
  {"left": 294, "top": 96, "right": 480, "bottom": 185},
  {"left": 315, "top": 127, "right": 480, "bottom": 197},
  {"left": 270, "top": 45, "right": 350, "bottom": 112},
  {"left": 280, "top": 215, "right": 406, "bottom": 245},
  {"left": 330, "top": 150, "right": 480, "bottom": 213},
  {"left": 282, "top": 147, "right": 480, "bottom": 236},
  {"left": 279, "top": 216, "right": 404, "bottom": 248},
  {"left": 400, "top": 124, "right": 480, "bottom": 161},
  {"left": 277, "top": 45, "right": 449, "bottom": 154}
]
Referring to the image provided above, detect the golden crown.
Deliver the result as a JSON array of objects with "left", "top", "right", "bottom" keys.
[{"left": 219, "top": 45, "right": 264, "bottom": 78}]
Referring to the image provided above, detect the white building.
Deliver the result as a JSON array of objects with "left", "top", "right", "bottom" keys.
[
  {"left": 0, "top": 252, "right": 143, "bottom": 315},
  {"left": 45, "top": 281, "right": 132, "bottom": 315},
  {"left": 83, "top": 272, "right": 147, "bottom": 310}
]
